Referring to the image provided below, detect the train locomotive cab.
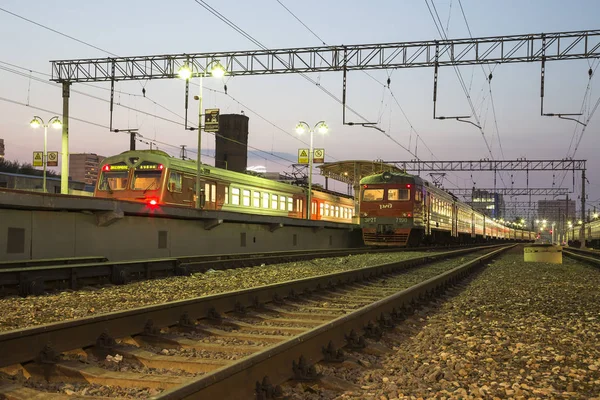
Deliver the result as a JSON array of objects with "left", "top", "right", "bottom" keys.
[{"left": 359, "top": 171, "right": 424, "bottom": 246}]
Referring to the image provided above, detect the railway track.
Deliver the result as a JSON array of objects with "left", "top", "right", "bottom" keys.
[
  {"left": 0, "top": 244, "right": 484, "bottom": 297},
  {"left": 0, "top": 244, "right": 512, "bottom": 399},
  {"left": 562, "top": 246, "right": 600, "bottom": 267}
]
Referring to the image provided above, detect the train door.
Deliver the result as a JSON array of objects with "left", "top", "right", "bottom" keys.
[
  {"left": 425, "top": 190, "right": 431, "bottom": 235},
  {"left": 180, "top": 174, "right": 195, "bottom": 206},
  {"left": 452, "top": 203, "right": 458, "bottom": 237},
  {"left": 203, "top": 180, "right": 217, "bottom": 210}
]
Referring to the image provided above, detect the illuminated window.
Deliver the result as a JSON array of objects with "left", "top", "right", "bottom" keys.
[
  {"left": 325, "top": 203, "right": 330, "bottom": 217},
  {"left": 388, "top": 189, "right": 409, "bottom": 201},
  {"left": 224, "top": 186, "right": 229, "bottom": 204},
  {"left": 231, "top": 187, "right": 240, "bottom": 205},
  {"left": 99, "top": 171, "right": 129, "bottom": 191},
  {"left": 204, "top": 183, "right": 210, "bottom": 202},
  {"left": 211, "top": 184, "right": 216, "bottom": 203},
  {"left": 287, "top": 198, "right": 293, "bottom": 211},
  {"left": 320, "top": 202, "right": 324, "bottom": 216},
  {"left": 271, "top": 194, "right": 278, "bottom": 209},
  {"left": 312, "top": 201, "right": 317, "bottom": 216},
  {"left": 167, "top": 172, "right": 182, "bottom": 192},
  {"left": 253, "top": 191, "right": 261, "bottom": 207},
  {"left": 262, "top": 192, "right": 270, "bottom": 208},
  {"left": 280, "top": 196, "right": 286, "bottom": 210},
  {"left": 242, "top": 189, "right": 251, "bottom": 206},
  {"left": 362, "top": 189, "right": 384, "bottom": 201},
  {"left": 335, "top": 206, "right": 340, "bottom": 218}
]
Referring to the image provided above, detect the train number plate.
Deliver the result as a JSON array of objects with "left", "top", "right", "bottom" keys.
[
  {"left": 363, "top": 217, "right": 377, "bottom": 223},
  {"left": 396, "top": 217, "right": 408, "bottom": 223}
]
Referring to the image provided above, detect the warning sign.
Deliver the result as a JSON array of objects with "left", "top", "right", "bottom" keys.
[
  {"left": 47, "top": 152, "right": 58, "bottom": 167},
  {"left": 33, "top": 151, "right": 43, "bottom": 167},
  {"left": 313, "top": 148, "right": 325, "bottom": 163},
  {"left": 298, "top": 148, "right": 309, "bottom": 164},
  {"left": 204, "top": 108, "right": 220, "bottom": 132}
]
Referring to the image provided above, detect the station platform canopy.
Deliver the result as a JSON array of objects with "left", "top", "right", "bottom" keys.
[{"left": 317, "top": 160, "right": 404, "bottom": 186}]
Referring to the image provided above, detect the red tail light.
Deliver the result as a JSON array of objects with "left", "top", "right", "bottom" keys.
[
  {"left": 102, "top": 165, "right": 110, "bottom": 171},
  {"left": 406, "top": 184, "right": 411, "bottom": 188},
  {"left": 158, "top": 164, "right": 164, "bottom": 170},
  {"left": 407, "top": 213, "right": 412, "bottom": 217},
  {"left": 148, "top": 199, "right": 158, "bottom": 206}
]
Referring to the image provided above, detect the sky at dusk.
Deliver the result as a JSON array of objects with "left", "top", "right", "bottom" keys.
[{"left": 1, "top": 0, "right": 599, "bottom": 219}]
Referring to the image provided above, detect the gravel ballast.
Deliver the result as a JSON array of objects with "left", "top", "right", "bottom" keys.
[
  {"left": 284, "top": 249, "right": 600, "bottom": 399},
  {"left": 0, "top": 251, "right": 437, "bottom": 332}
]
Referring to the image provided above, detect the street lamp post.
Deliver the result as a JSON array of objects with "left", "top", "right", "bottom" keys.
[
  {"left": 295, "top": 121, "right": 328, "bottom": 219},
  {"left": 178, "top": 60, "right": 225, "bottom": 209},
  {"left": 30, "top": 116, "right": 62, "bottom": 193}
]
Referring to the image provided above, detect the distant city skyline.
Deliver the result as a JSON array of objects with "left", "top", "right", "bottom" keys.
[{"left": 1, "top": 0, "right": 599, "bottom": 209}]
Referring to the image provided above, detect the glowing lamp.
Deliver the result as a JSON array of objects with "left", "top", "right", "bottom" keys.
[
  {"left": 148, "top": 199, "right": 158, "bottom": 206},
  {"left": 178, "top": 65, "right": 193, "bottom": 80},
  {"left": 295, "top": 124, "right": 306, "bottom": 135},
  {"left": 30, "top": 118, "right": 41, "bottom": 128},
  {"left": 51, "top": 119, "right": 62, "bottom": 129},
  {"left": 102, "top": 165, "right": 110, "bottom": 171},
  {"left": 317, "top": 122, "right": 329, "bottom": 134},
  {"left": 210, "top": 60, "right": 225, "bottom": 78}
]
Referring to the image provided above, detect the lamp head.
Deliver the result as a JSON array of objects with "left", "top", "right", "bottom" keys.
[
  {"left": 210, "top": 60, "right": 225, "bottom": 78},
  {"left": 51, "top": 119, "right": 62, "bottom": 129},
  {"left": 178, "top": 64, "right": 192, "bottom": 80},
  {"left": 317, "top": 122, "right": 329, "bottom": 134},
  {"left": 295, "top": 123, "right": 306, "bottom": 135},
  {"left": 30, "top": 117, "right": 41, "bottom": 128}
]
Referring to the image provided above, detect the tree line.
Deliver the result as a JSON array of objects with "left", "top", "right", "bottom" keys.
[{"left": 0, "top": 158, "right": 58, "bottom": 177}]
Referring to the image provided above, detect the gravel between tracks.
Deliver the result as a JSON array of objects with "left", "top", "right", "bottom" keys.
[
  {"left": 284, "top": 249, "right": 600, "bottom": 399},
  {"left": 0, "top": 251, "right": 436, "bottom": 332}
]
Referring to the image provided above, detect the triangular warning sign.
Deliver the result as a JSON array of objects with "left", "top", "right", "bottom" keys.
[
  {"left": 300, "top": 150, "right": 308, "bottom": 157},
  {"left": 34, "top": 153, "right": 42, "bottom": 160}
]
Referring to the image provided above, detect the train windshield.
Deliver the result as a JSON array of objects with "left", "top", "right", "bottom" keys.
[
  {"left": 388, "top": 188, "right": 410, "bottom": 201},
  {"left": 132, "top": 170, "right": 162, "bottom": 191},
  {"left": 362, "top": 189, "right": 384, "bottom": 201},
  {"left": 98, "top": 171, "right": 129, "bottom": 191}
]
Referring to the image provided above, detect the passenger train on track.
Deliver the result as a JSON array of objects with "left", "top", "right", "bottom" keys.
[
  {"left": 94, "top": 150, "right": 355, "bottom": 223},
  {"left": 359, "top": 171, "right": 536, "bottom": 246},
  {"left": 565, "top": 218, "right": 600, "bottom": 248}
]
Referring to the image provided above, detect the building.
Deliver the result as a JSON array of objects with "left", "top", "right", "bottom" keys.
[
  {"left": 69, "top": 153, "right": 105, "bottom": 186},
  {"left": 537, "top": 199, "right": 576, "bottom": 224},
  {"left": 0, "top": 172, "right": 87, "bottom": 194},
  {"left": 468, "top": 189, "right": 505, "bottom": 219},
  {"left": 0, "top": 139, "right": 4, "bottom": 159},
  {"left": 214, "top": 114, "right": 249, "bottom": 173}
]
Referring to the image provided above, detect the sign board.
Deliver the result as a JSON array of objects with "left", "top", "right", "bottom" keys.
[
  {"left": 33, "top": 151, "right": 43, "bottom": 167},
  {"left": 298, "top": 148, "right": 309, "bottom": 164},
  {"left": 313, "top": 148, "right": 325, "bottom": 163},
  {"left": 47, "top": 152, "right": 59, "bottom": 167},
  {"left": 204, "top": 108, "right": 220, "bottom": 132}
]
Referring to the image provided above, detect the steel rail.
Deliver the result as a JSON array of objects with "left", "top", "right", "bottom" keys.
[
  {"left": 0, "top": 245, "right": 503, "bottom": 369},
  {"left": 562, "top": 248, "right": 600, "bottom": 268},
  {"left": 157, "top": 245, "right": 514, "bottom": 399}
]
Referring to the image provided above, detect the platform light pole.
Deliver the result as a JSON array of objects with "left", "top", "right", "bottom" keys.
[
  {"left": 295, "top": 121, "right": 328, "bottom": 219},
  {"left": 30, "top": 116, "right": 62, "bottom": 193},
  {"left": 178, "top": 60, "right": 225, "bottom": 209}
]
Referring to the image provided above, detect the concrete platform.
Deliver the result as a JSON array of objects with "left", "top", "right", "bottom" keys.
[{"left": 0, "top": 189, "right": 362, "bottom": 261}]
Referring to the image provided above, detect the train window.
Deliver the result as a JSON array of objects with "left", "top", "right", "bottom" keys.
[
  {"left": 335, "top": 206, "right": 340, "bottom": 218},
  {"left": 98, "top": 170, "right": 129, "bottom": 191},
  {"left": 312, "top": 201, "right": 317, "bottom": 216},
  {"left": 262, "top": 192, "right": 270, "bottom": 208},
  {"left": 205, "top": 184, "right": 210, "bottom": 202},
  {"left": 224, "top": 186, "right": 229, "bottom": 204},
  {"left": 280, "top": 196, "right": 286, "bottom": 210},
  {"left": 132, "top": 169, "right": 162, "bottom": 191},
  {"left": 362, "top": 189, "right": 384, "bottom": 201},
  {"left": 287, "top": 198, "right": 293, "bottom": 211},
  {"left": 298, "top": 199, "right": 303, "bottom": 213},
  {"left": 388, "top": 189, "right": 409, "bottom": 201},
  {"left": 325, "top": 203, "right": 330, "bottom": 217},
  {"left": 320, "top": 203, "right": 324, "bottom": 216},
  {"left": 231, "top": 187, "right": 240, "bottom": 205},
  {"left": 242, "top": 189, "right": 251, "bottom": 206},
  {"left": 415, "top": 191, "right": 422, "bottom": 202},
  {"left": 253, "top": 191, "right": 261, "bottom": 207},
  {"left": 167, "top": 172, "right": 182, "bottom": 192},
  {"left": 211, "top": 184, "right": 216, "bottom": 202},
  {"left": 271, "top": 194, "right": 278, "bottom": 209}
]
